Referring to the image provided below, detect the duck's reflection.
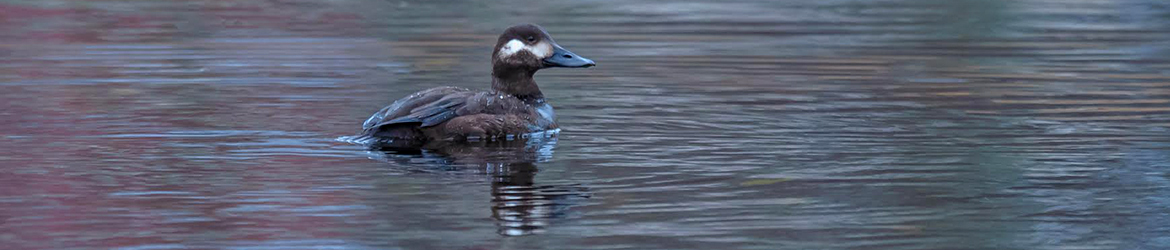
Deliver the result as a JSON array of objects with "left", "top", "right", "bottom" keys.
[{"left": 365, "top": 134, "right": 589, "bottom": 236}]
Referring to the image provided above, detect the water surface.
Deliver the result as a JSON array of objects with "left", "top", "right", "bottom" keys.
[{"left": 3, "top": 0, "right": 1170, "bottom": 249}]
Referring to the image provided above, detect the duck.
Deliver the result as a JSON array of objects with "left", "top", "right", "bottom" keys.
[{"left": 360, "top": 24, "right": 594, "bottom": 146}]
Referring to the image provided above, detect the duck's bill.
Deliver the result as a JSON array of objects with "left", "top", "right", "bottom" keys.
[{"left": 543, "top": 45, "right": 595, "bottom": 68}]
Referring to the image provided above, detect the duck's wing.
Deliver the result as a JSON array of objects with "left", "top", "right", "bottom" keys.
[
  {"left": 363, "top": 87, "right": 471, "bottom": 130},
  {"left": 363, "top": 87, "right": 526, "bottom": 134}
]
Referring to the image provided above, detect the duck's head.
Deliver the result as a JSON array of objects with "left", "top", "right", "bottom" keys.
[{"left": 492, "top": 24, "right": 595, "bottom": 74}]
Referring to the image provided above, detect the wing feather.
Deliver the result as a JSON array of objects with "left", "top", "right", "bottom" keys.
[
  {"left": 362, "top": 87, "right": 482, "bottom": 133},
  {"left": 361, "top": 87, "right": 537, "bottom": 139}
]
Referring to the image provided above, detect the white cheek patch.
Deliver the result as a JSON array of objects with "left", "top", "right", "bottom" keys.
[
  {"left": 530, "top": 42, "right": 552, "bottom": 58},
  {"left": 498, "top": 39, "right": 554, "bottom": 59},
  {"left": 499, "top": 39, "right": 525, "bottom": 58}
]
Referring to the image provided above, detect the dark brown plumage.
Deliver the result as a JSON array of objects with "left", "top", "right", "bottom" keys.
[{"left": 361, "top": 24, "right": 594, "bottom": 146}]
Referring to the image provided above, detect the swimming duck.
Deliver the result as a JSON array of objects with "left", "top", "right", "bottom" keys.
[{"left": 361, "top": 24, "right": 594, "bottom": 145}]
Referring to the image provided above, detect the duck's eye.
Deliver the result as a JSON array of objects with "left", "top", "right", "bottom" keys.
[{"left": 526, "top": 36, "right": 536, "bottom": 42}]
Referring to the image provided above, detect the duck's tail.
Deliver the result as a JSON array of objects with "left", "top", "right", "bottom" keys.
[{"left": 335, "top": 134, "right": 379, "bottom": 146}]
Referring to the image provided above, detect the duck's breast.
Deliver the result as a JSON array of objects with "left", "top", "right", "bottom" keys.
[{"left": 531, "top": 103, "right": 556, "bottom": 130}]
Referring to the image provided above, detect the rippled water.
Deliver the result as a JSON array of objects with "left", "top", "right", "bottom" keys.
[{"left": 4, "top": 0, "right": 1170, "bottom": 249}]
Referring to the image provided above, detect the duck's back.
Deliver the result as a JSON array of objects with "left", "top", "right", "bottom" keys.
[{"left": 362, "top": 86, "right": 556, "bottom": 141}]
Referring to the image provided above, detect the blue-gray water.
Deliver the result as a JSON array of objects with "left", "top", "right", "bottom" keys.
[{"left": 3, "top": 0, "right": 1170, "bottom": 249}]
